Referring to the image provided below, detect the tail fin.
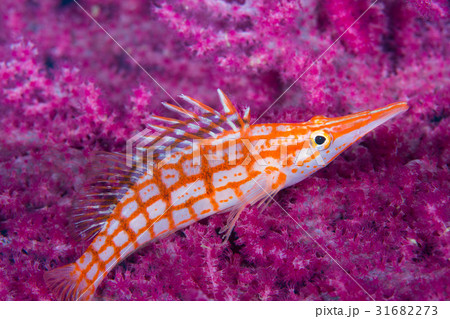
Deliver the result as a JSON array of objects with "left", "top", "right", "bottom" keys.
[{"left": 44, "top": 263, "right": 93, "bottom": 301}]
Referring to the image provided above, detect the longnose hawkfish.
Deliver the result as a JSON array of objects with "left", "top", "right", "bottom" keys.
[{"left": 45, "top": 89, "right": 408, "bottom": 300}]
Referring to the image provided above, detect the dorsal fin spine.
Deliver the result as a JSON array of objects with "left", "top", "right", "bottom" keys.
[
  {"left": 243, "top": 107, "right": 251, "bottom": 127},
  {"left": 162, "top": 102, "right": 198, "bottom": 120},
  {"left": 162, "top": 100, "right": 232, "bottom": 133},
  {"left": 217, "top": 89, "right": 245, "bottom": 128},
  {"left": 179, "top": 94, "right": 217, "bottom": 114},
  {"left": 150, "top": 115, "right": 182, "bottom": 124},
  {"left": 179, "top": 93, "right": 239, "bottom": 131}
]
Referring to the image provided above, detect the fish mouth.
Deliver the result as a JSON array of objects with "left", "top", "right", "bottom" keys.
[
  {"left": 358, "top": 101, "right": 409, "bottom": 136},
  {"left": 327, "top": 101, "right": 409, "bottom": 141}
]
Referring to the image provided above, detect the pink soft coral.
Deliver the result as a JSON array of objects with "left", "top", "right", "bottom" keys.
[{"left": 0, "top": 0, "right": 448, "bottom": 300}]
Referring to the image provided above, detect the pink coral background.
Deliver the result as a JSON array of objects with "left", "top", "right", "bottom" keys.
[{"left": 0, "top": 0, "right": 449, "bottom": 300}]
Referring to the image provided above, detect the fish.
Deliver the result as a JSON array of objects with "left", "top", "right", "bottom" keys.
[{"left": 44, "top": 89, "right": 408, "bottom": 300}]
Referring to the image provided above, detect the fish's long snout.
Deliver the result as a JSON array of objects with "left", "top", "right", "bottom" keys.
[
  {"left": 328, "top": 101, "right": 409, "bottom": 142},
  {"left": 359, "top": 101, "right": 409, "bottom": 136}
]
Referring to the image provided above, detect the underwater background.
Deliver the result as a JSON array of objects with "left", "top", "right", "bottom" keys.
[{"left": 0, "top": 0, "right": 448, "bottom": 300}]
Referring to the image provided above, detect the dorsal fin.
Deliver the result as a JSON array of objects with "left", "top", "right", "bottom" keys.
[
  {"left": 70, "top": 152, "right": 145, "bottom": 241},
  {"left": 217, "top": 89, "right": 245, "bottom": 129},
  {"left": 179, "top": 89, "right": 249, "bottom": 131},
  {"left": 243, "top": 107, "right": 251, "bottom": 126},
  {"left": 142, "top": 89, "right": 250, "bottom": 161}
]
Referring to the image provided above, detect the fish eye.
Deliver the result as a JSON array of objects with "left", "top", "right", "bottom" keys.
[
  {"left": 310, "top": 130, "right": 332, "bottom": 150},
  {"left": 315, "top": 135, "right": 326, "bottom": 145}
]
